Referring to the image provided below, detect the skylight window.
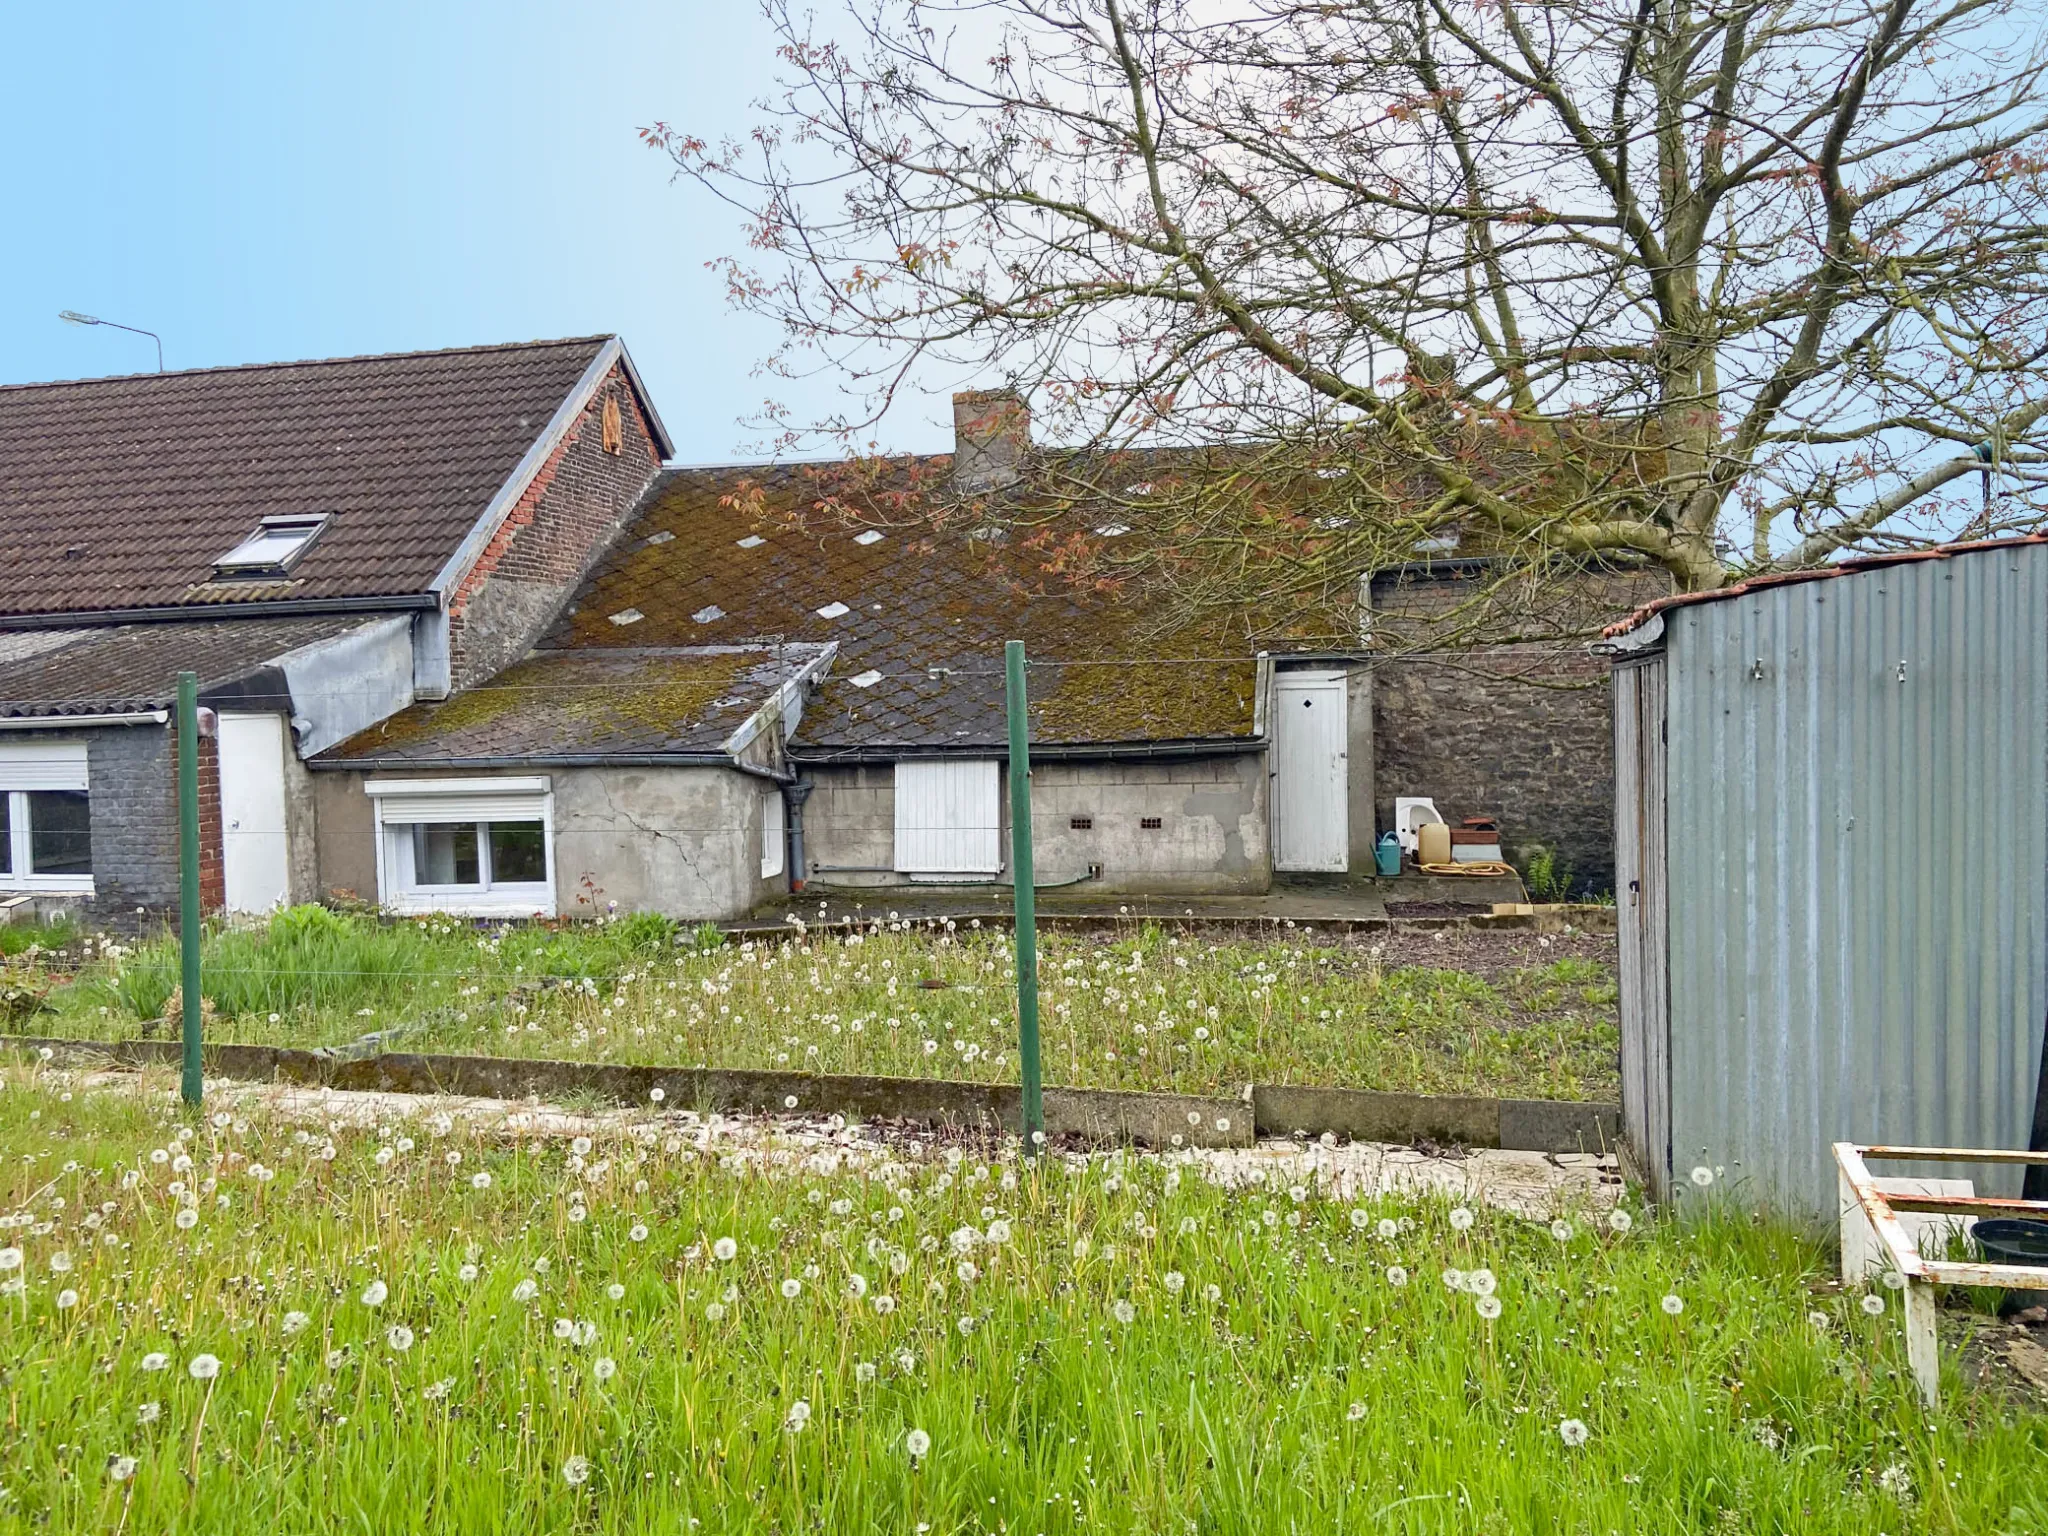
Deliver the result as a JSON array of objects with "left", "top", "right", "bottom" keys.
[{"left": 212, "top": 515, "right": 328, "bottom": 579}]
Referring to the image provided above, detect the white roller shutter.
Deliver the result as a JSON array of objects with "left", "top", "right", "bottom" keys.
[
  {"left": 0, "top": 741, "right": 88, "bottom": 791},
  {"left": 894, "top": 759, "right": 1001, "bottom": 874},
  {"left": 366, "top": 777, "right": 551, "bottom": 826}
]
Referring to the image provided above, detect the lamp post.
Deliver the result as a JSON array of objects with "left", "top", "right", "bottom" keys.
[{"left": 59, "top": 311, "right": 163, "bottom": 373}]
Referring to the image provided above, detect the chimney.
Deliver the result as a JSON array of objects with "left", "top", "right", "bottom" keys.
[{"left": 951, "top": 390, "right": 1031, "bottom": 491}]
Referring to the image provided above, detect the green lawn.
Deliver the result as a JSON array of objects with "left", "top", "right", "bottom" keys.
[
  {"left": 3, "top": 906, "right": 1619, "bottom": 1102},
  {"left": 0, "top": 1062, "right": 2040, "bottom": 1532}
]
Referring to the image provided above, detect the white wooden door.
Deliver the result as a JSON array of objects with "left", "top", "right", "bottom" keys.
[
  {"left": 218, "top": 712, "right": 292, "bottom": 914},
  {"left": 1271, "top": 671, "right": 1348, "bottom": 872},
  {"left": 894, "top": 760, "right": 1001, "bottom": 874}
]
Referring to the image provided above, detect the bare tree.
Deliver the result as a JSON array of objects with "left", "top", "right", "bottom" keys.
[{"left": 649, "top": 0, "right": 2048, "bottom": 600}]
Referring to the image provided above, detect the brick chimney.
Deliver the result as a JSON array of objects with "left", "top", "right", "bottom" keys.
[{"left": 951, "top": 390, "right": 1031, "bottom": 491}]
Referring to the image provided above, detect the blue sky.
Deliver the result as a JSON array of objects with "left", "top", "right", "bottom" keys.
[{"left": 0, "top": 0, "right": 951, "bottom": 461}]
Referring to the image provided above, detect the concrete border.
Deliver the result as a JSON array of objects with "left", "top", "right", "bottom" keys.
[{"left": 3, "top": 1037, "right": 1614, "bottom": 1155}]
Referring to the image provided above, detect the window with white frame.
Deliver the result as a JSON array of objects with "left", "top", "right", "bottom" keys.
[
  {"left": 760, "top": 787, "right": 786, "bottom": 879},
  {"left": 365, "top": 777, "right": 554, "bottom": 917},
  {"left": 0, "top": 742, "right": 93, "bottom": 892}
]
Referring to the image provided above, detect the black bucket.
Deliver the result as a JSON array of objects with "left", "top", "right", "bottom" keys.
[{"left": 1973, "top": 1219, "right": 2048, "bottom": 1314}]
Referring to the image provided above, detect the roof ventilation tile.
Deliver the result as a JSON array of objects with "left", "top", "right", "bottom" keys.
[
  {"left": 608, "top": 607, "right": 644, "bottom": 626},
  {"left": 849, "top": 668, "right": 884, "bottom": 688},
  {"left": 853, "top": 529, "right": 884, "bottom": 546},
  {"left": 692, "top": 605, "right": 725, "bottom": 624},
  {"left": 816, "top": 601, "right": 851, "bottom": 619},
  {"left": 737, "top": 534, "right": 766, "bottom": 549}
]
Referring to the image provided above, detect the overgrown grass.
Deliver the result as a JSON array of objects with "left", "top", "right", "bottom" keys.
[
  {"left": 27, "top": 907, "right": 1620, "bottom": 1101},
  {"left": 0, "top": 1064, "right": 2040, "bottom": 1532}
]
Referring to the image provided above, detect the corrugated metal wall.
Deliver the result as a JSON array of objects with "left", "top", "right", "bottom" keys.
[
  {"left": 1614, "top": 656, "right": 1671, "bottom": 1199},
  {"left": 1663, "top": 546, "right": 2048, "bottom": 1220}
]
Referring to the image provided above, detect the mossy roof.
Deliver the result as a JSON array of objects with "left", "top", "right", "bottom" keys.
[
  {"left": 544, "top": 458, "right": 1353, "bottom": 751},
  {"left": 316, "top": 645, "right": 827, "bottom": 764}
]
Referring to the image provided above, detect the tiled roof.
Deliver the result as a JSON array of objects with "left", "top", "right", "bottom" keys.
[
  {"left": 0, "top": 336, "right": 618, "bottom": 618},
  {"left": 1599, "top": 534, "right": 2048, "bottom": 640},
  {"left": 0, "top": 615, "right": 380, "bottom": 716},
  {"left": 315, "top": 646, "right": 831, "bottom": 764},
  {"left": 542, "top": 460, "right": 1353, "bottom": 752}
]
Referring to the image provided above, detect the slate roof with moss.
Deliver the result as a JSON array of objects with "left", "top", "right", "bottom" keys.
[
  {"left": 317, "top": 646, "right": 829, "bottom": 765},
  {"left": 540, "top": 459, "right": 1360, "bottom": 753}
]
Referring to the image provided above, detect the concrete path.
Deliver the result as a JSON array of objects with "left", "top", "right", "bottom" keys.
[{"left": 57, "top": 1064, "right": 1621, "bottom": 1222}]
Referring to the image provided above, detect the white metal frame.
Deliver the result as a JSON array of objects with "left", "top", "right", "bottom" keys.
[
  {"left": 367, "top": 776, "right": 555, "bottom": 918},
  {"left": 1834, "top": 1140, "right": 2048, "bottom": 1410},
  {"left": 0, "top": 741, "right": 93, "bottom": 894}
]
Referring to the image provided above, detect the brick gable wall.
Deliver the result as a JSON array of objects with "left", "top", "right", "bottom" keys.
[{"left": 446, "top": 364, "right": 664, "bottom": 689}]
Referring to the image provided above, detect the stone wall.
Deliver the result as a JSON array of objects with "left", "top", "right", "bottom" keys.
[
  {"left": 82, "top": 725, "right": 178, "bottom": 917},
  {"left": 799, "top": 753, "right": 1270, "bottom": 895}
]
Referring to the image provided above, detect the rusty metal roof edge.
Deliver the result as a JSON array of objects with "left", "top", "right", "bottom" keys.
[{"left": 1599, "top": 533, "right": 2048, "bottom": 641}]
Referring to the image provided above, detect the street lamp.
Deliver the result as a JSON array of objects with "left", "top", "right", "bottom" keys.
[{"left": 59, "top": 310, "right": 163, "bottom": 373}]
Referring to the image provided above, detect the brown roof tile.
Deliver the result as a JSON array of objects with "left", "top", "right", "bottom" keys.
[
  {"left": 543, "top": 461, "right": 1318, "bottom": 751},
  {"left": 0, "top": 336, "right": 617, "bottom": 618}
]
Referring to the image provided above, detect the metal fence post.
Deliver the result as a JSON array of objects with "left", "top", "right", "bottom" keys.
[
  {"left": 1005, "top": 641, "right": 1043, "bottom": 1154},
  {"left": 176, "top": 672, "right": 203, "bottom": 1108}
]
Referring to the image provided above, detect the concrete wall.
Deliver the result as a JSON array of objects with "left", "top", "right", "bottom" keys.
[
  {"left": 310, "top": 764, "right": 787, "bottom": 922},
  {"left": 800, "top": 752, "right": 1270, "bottom": 895}
]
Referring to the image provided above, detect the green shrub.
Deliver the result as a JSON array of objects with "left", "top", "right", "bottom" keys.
[{"left": 1519, "top": 846, "right": 1576, "bottom": 903}]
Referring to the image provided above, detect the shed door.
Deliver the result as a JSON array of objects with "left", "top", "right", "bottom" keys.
[
  {"left": 1272, "top": 671, "right": 1348, "bottom": 872},
  {"left": 218, "top": 712, "right": 291, "bottom": 915},
  {"left": 894, "top": 760, "right": 1001, "bottom": 875},
  {"left": 1613, "top": 657, "right": 1670, "bottom": 1197}
]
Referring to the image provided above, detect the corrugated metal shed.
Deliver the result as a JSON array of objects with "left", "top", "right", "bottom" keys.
[{"left": 1610, "top": 541, "right": 2048, "bottom": 1219}]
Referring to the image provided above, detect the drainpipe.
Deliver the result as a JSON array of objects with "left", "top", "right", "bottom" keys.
[{"left": 784, "top": 778, "right": 813, "bottom": 892}]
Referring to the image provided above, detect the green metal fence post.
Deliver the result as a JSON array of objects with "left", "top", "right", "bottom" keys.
[
  {"left": 1005, "top": 641, "right": 1043, "bottom": 1155},
  {"left": 177, "top": 672, "right": 203, "bottom": 1108}
]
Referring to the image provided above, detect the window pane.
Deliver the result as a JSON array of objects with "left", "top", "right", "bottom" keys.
[
  {"left": 413, "top": 823, "right": 480, "bottom": 885},
  {"left": 0, "top": 793, "right": 11, "bottom": 875},
  {"left": 487, "top": 822, "right": 546, "bottom": 885},
  {"left": 26, "top": 790, "right": 90, "bottom": 876}
]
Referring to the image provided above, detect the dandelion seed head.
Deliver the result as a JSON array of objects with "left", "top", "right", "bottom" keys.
[
  {"left": 1607, "top": 1209, "right": 1633, "bottom": 1234},
  {"left": 282, "top": 1310, "right": 311, "bottom": 1334},
  {"left": 139, "top": 1352, "right": 169, "bottom": 1372},
  {"left": 187, "top": 1353, "right": 221, "bottom": 1381},
  {"left": 1861, "top": 1293, "right": 1886, "bottom": 1316},
  {"left": 713, "top": 1237, "right": 738, "bottom": 1262},
  {"left": 1386, "top": 1266, "right": 1409, "bottom": 1287},
  {"left": 1346, "top": 1402, "right": 1367, "bottom": 1422},
  {"left": 511, "top": 1278, "right": 539, "bottom": 1303},
  {"left": 562, "top": 1454, "right": 592, "bottom": 1486},
  {"left": 136, "top": 1401, "right": 160, "bottom": 1424},
  {"left": 1690, "top": 1165, "right": 1714, "bottom": 1188},
  {"left": 1558, "top": 1418, "right": 1590, "bottom": 1447},
  {"left": 1662, "top": 1294, "right": 1685, "bottom": 1316},
  {"left": 386, "top": 1324, "right": 415, "bottom": 1351},
  {"left": 905, "top": 1428, "right": 932, "bottom": 1458},
  {"left": 1448, "top": 1206, "right": 1475, "bottom": 1232},
  {"left": 593, "top": 1356, "right": 617, "bottom": 1382},
  {"left": 361, "top": 1280, "right": 388, "bottom": 1307},
  {"left": 107, "top": 1454, "right": 138, "bottom": 1482}
]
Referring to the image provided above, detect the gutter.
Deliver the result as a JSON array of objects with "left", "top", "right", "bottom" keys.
[
  {"left": 0, "top": 710, "right": 169, "bottom": 729},
  {"left": 0, "top": 593, "right": 437, "bottom": 630}
]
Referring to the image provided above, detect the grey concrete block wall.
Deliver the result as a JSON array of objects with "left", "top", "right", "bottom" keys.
[
  {"left": 799, "top": 753, "right": 1270, "bottom": 894},
  {"left": 82, "top": 725, "right": 179, "bottom": 917}
]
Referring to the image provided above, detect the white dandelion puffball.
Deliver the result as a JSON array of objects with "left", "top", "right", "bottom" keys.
[
  {"left": 1467, "top": 1269, "right": 1496, "bottom": 1298},
  {"left": 1861, "top": 1293, "right": 1886, "bottom": 1316},
  {"left": 375, "top": 1147, "right": 394, "bottom": 1167},
  {"left": 650, "top": 1086, "right": 665, "bottom": 1103},
  {"left": 628, "top": 1224, "right": 649, "bottom": 1243},
  {"left": 175, "top": 1208, "right": 200, "bottom": 1231},
  {"left": 386, "top": 1325, "right": 415, "bottom": 1352},
  {"left": 575, "top": 1320, "right": 598, "bottom": 1346},
  {"left": 107, "top": 1454, "right": 139, "bottom": 1482},
  {"left": 1607, "top": 1209, "right": 1634, "bottom": 1234},
  {"left": 784, "top": 1095, "right": 799, "bottom": 1110},
  {"left": 1376, "top": 1217, "right": 1400, "bottom": 1242},
  {"left": 894, "top": 1348, "right": 917, "bottom": 1373},
  {"left": 1442, "top": 1268, "right": 1465, "bottom": 1292},
  {"left": 1475, "top": 1295, "right": 1503, "bottom": 1320},
  {"left": 361, "top": 1280, "right": 388, "bottom": 1307},
  {"left": 784, "top": 1399, "right": 812, "bottom": 1431},
  {"left": 1386, "top": 1266, "right": 1409, "bottom": 1287},
  {"left": 847, "top": 1273, "right": 869, "bottom": 1299},
  {"left": 905, "top": 1428, "right": 932, "bottom": 1459},
  {"left": 140, "top": 1352, "right": 169, "bottom": 1372},
  {"left": 986, "top": 1219, "right": 1011, "bottom": 1245},
  {"left": 137, "top": 1401, "right": 161, "bottom": 1424},
  {"left": 1558, "top": 1418, "right": 1590, "bottom": 1447},
  {"left": 606, "top": 1283, "right": 625, "bottom": 1301},
  {"left": 567, "top": 1205, "right": 588, "bottom": 1225},
  {"left": 282, "top": 1311, "right": 311, "bottom": 1335},
  {"left": 713, "top": 1237, "right": 738, "bottom": 1262},
  {"left": 854, "top": 1361, "right": 876, "bottom": 1383},
  {"left": 511, "top": 1279, "right": 539, "bottom": 1303},
  {"left": 1448, "top": 1206, "right": 1475, "bottom": 1232},
  {"left": 1163, "top": 1271, "right": 1186, "bottom": 1294},
  {"left": 1690, "top": 1165, "right": 1715, "bottom": 1188},
  {"left": 781, "top": 1278, "right": 802, "bottom": 1299},
  {"left": 445, "top": 1151, "right": 462, "bottom": 1167},
  {"left": 562, "top": 1454, "right": 592, "bottom": 1487},
  {"left": 470, "top": 1171, "right": 492, "bottom": 1190},
  {"left": 571, "top": 1137, "right": 594, "bottom": 1158},
  {"left": 1346, "top": 1401, "right": 1367, "bottom": 1422},
  {"left": 1550, "top": 1219, "right": 1574, "bottom": 1242},
  {"left": 957, "top": 1315, "right": 977, "bottom": 1336},
  {"left": 1882, "top": 1269, "right": 1907, "bottom": 1291},
  {"left": 1072, "top": 1237, "right": 1091, "bottom": 1261},
  {"left": 1203, "top": 1283, "right": 1223, "bottom": 1304},
  {"left": 874, "top": 1295, "right": 896, "bottom": 1315},
  {"left": 554, "top": 1318, "right": 576, "bottom": 1339},
  {"left": 49, "top": 1251, "right": 72, "bottom": 1273},
  {"left": 1112, "top": 1299, "right": 1136, "bottom": 1325},
  {"left": 593, "top": 1357, "right": 617, "bottom": 1382},
  {"left": 1808, "top": 1309, "right": 1831, "bottom": 1330},
  {"left": 324, "top": 1349, "right": 346, "bottom": 1370},
  {"left": 457, "top": 1265, "right": 479, "bottom": 1283},
  {"left": 704, "top": 1302, "right": 727, "bottom": 1323},
  {"left": 56, "top": 1288, "right": 79, "bottom": 1310},
  {"left": 188, "top": 1353, "right": 222, "bottom": 1381},
  {"left": 1348, "top": 1209, "right": 1369, "bottom": 1230},
  {"left": 1662, "top": 1294, "right": 1685, "bottom": 1316}
]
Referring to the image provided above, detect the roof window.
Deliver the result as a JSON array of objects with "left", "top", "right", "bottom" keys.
[{"left": 212, "top": 515, "right": 328, "bottom": 579}]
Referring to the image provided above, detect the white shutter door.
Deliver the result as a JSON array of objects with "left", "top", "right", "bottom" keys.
[
  {"left": 894, "top": 760, "right": 1001, "bottom": 874},
  {"left": 1271, "top": 672, "right": 1348, "bottom": 872},
  {"left": 0, "top": 741, "right": 88, "bottom": 791},
  {"left": 761, "top": 789, "right": 787, "bottom": 878},
  {"left": 218, "top": 712, "right": 291, "bottom": 914}
]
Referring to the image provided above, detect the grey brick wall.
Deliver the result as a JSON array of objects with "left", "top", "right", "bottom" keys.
[{"left": 83, "top": 725, "right": 179, "bottom": 917}]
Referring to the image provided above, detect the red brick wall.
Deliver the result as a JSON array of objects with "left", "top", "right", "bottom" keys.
[
  {"left": 446, "top": 364, "right": 664, "bottom": 688},
  {"left": 168, "top": 728, "right": 226, "bottom": 915}
]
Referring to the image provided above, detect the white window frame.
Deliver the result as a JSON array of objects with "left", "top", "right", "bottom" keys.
[
  {"left": 0, "top": 741, "right": 93, "bottom": 894},
  {"left": 365, "top": 776, "right": 555, "bottom": 917},
  {"left": 760, "top": 787, "right": 787, "bottom": 879}
]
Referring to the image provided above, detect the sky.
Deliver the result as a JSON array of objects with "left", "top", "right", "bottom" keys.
[{"left": 0, "top": 0, "right": 953, "bottom": 462}]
